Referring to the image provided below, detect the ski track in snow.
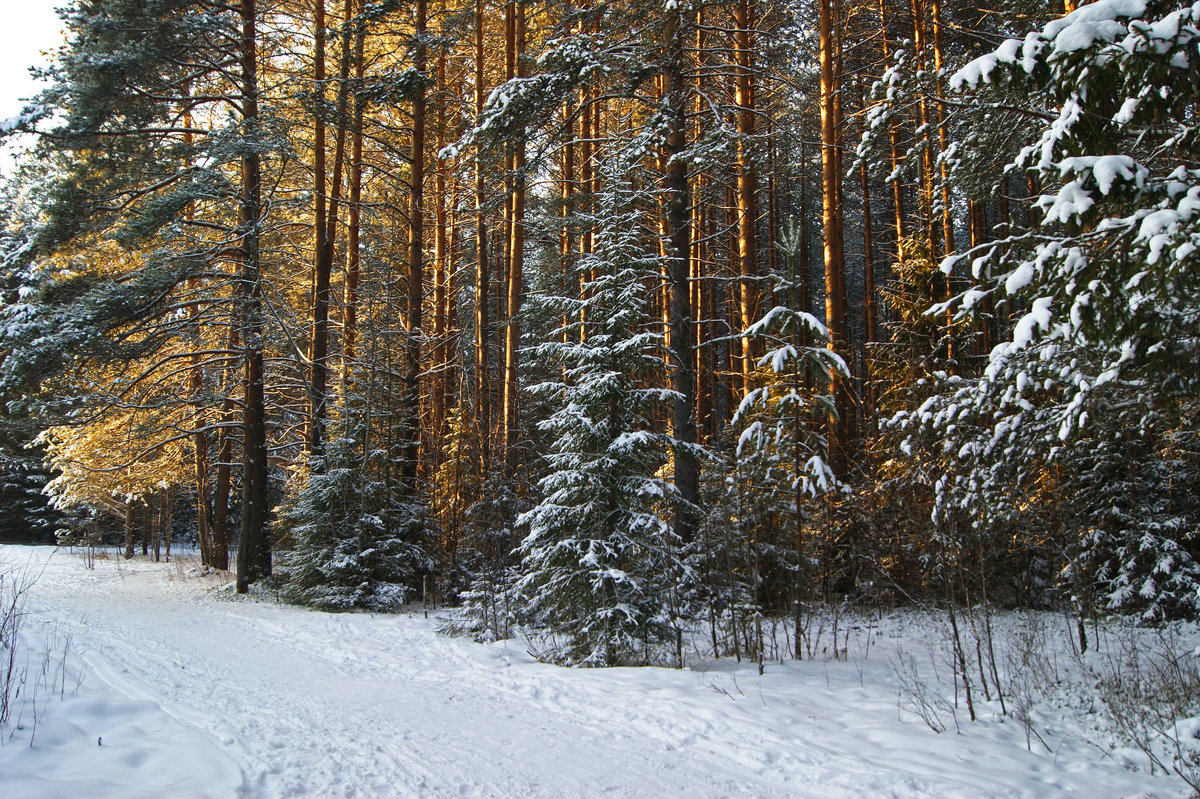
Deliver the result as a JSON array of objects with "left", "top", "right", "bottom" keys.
[{"left": 0, "top": 546, "right": 1187, "bottom": 798}]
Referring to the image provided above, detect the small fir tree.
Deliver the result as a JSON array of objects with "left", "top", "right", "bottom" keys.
[
  {"left": 278, "top": 437, "right": 430, "bottom": 612},
  {"left": 515, "top": 151, "right": 684, "bottom": 667}
]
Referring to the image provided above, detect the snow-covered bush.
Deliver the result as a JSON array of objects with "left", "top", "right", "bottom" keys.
[
  {"left": 1063, "top": 431, "right": 1200, "bottom": 623},
  {"left": 277, "top": 439, "right": 430, "bottom": 612}
]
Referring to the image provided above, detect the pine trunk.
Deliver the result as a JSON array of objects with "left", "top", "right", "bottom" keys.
[
  {"left": 405, "top": 0, "right": 428, "bottom": 489},
  {"left": 236, "top": 0, "right": 271, "bottom": 593},
  {"left": 663, "top": 7, "right": 700, "bottom": 542}
]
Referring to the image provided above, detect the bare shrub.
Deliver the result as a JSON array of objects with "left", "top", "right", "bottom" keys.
[
  {"left": 1085, "top": 624, "right": 1200, "bottom": 795},
  {"left": 0, "top": 557, "right": 38, "bottom": 727},
  {"left": 892, "top": 644, "right": 957, "bottom": 733}
]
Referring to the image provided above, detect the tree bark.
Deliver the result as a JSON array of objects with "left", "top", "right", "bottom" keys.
[
  {"left": 930, "top": 0, "right": 956, "bottom": 364},
  {"left": 559, "top": 101, "right": 575, "bottom": 349},
  {"left": 308, "top": 0, "right": 328, "bottom": 455},
  {"left": 124, "top": 495, "right": 136, "bottom": 560},
  {"left": 474, "top": 0, "right": 492, "bottom": 467},
  {"left": 663, "top": 7, "right": 700, "bottom": 542},
  {"left": 403, "top": 0, "right": 428, "bottom": 490},
  {"left": 502, "top": 0, "right": 526, "bottom": 469},
  {"left": 734, "top": 0, "right": 760, "bottom": 390},
  {"left": 236, "top": 0, "right": 270, "bottom": 593},
  {"left": 878, "top": 0, "right": 906, "bottom": 263},
  {"left": 182, "top": 99, "right": 213, "bottom": 568},
  {"left": 309, "top": 0, "right": 356, "bottom": 455},
  {"left": 343, "top": 2, "right": 365, "bottom": 368},
  {"left": 432, "top": 43, "right": 450, "bottom": 470},
  {"left": 819, "top": 0, "right": 851, "bottom": 468},
  {"left": 209, "top": 321, "right": 238, "bottom": 573}
]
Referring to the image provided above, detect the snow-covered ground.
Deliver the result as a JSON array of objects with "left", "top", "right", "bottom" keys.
[{"left": 0, "top": 545, "right": 1190, "bottom": 798}]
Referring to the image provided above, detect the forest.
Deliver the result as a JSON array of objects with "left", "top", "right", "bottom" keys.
[{"left": 0, "top": 0, "right": 1196, "bottom": 668}]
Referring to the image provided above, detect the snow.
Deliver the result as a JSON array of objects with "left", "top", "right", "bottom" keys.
[
  {"left": 951, "top": 0, "right": 1154, "bottom": 89},
  {"left": 1, "top": 546, "right": 1191, "bottom": 799},
  {"left": 0, "top": 105, "right": 42, "bottom": 135},
  {"left": 1005, "top": 263, "right": 1036, "bottom": 295}
]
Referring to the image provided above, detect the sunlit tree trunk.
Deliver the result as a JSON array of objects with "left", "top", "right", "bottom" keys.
[
  {"left": 878, "top": 0, "right": 906, "bottom": 262},
  {"left": 560, "top": 100, "right": 575, "bottom": 350},
  {"left": 502, "top": 0, "right": 526, "bottom": 469},
  {"left": 930, "top": 0, "right": 956, "bottom": 364},
  {"left": 343, "top": 6, "right": 364, "bottom": 369},
  {"left": 432, "top": 43, "right": 450, "bottom": 469},
  {"left": 820, "top": 0, "right": 851, "bottom": 467},
  {"left": 310, "top": 0, "right": 356, "bottom": 455},
  {"left": 734, "top": 0, "right": 760, "bottom": 392}
]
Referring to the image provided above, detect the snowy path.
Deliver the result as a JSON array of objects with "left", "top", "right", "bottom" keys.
[{"left": 0, "top": 546, "right": 1185, "bottom": 798}]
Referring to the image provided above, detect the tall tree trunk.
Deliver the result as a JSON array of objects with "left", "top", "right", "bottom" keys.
[
  {"left": 663, "top": 6, "right": 700, "bottom": 542},
  {"left": 404, "top": 0, "right": 428, "bottom": 489},
  {"left": 910, "top": 0, "right": 937, "bottom": 251},
  {"left": 930, "top": 0, "right": 956, "bottom": 365},
  {"left": 209, "top": 321, "right": 238, "bottom": 573},
  {"left": 862, "top": 167, "right": 877, "bottom": 347},
  {"left": 343, "top": 3, "right": 365, "bottom": 368},
  {"left": 734, "top": 0, "right": 760, "bottom": 389},
  {"left": 236, "top": 0, "right": 270, "bottom": 593},
  {"left": 496, "top": 0, "right": 515, "bottom": 447},
  {"left": 578, "top": 89, "right": 594, "bottom": 342},
  {"left": 878, "top": 0, "right": 906, "bottom": 263},
  {"left": 432, "top": 44, "right": 450, "bottom": 470},
  {"left": 183, "top": 100, "right": 213, "bottom": 567},
  {"left": 309, "top": 0, "right": 328, "bottom": 455},
  {"left": 860, "top": 79, "right": 878, "bottom": 347},
  {"left": 766, "top": 125, "right": 780, "bottom": 303},
  {"left": 798, "top": 139, "right": 811, "bottom": 331},
  {"left": 559, "top": 101, "right": 575, "bottom": 349},
  {"left": 860, "top": 156, "right": 878, "bottom": 438},
  {"left": 930, "top": 0, "right": 953, "bottom": 258},
  {"left": 502, "top": 0, "right": 526, "bottom": 469},
  {"left": 819, "top": 0, "right": 850, "bottom": 469},
  {"left": 310, "top": 0, "right": 357, "bottom": 455},
  {"left": 474, "top": 0, "right": 491, "bottom": 467}
]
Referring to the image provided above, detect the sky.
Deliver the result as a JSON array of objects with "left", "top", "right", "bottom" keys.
[{"left": 0, "top": 5, "right": 66, "bottom": 173}]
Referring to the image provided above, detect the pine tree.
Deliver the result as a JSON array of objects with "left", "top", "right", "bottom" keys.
[{"left": 0, "top": 0, "right": 282, "bottom": 585}]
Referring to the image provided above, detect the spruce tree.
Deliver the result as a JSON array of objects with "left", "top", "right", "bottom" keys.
[
  {"left": 903, "top": 0, "right": 1200, "bottom": 618},
  {"left": 277, "top": 437, "right": 430, "bottom": 612},
  {"left": 516, "top": 151, "right": 684, "bottom": 667}
]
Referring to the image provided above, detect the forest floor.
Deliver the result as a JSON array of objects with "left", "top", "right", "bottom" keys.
[{"left": 0, "top": 544, "right": 1192, "bottom": 798}]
